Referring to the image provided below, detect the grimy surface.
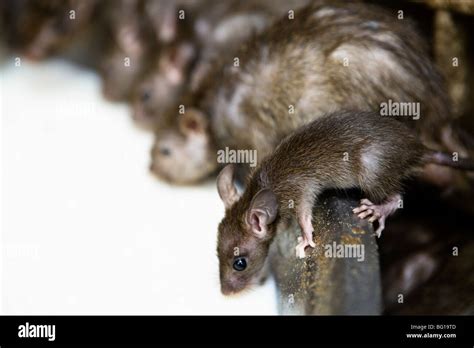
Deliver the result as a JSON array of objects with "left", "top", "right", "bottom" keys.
[{"left": 270, "top": 194, "right": 382, "bottom": 315}]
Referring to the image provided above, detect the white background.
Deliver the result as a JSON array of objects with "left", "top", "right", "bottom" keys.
[{"left": 0, "top": 59, "right": 277, "bottom": 314}]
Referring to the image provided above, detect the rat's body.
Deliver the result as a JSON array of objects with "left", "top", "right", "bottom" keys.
[
  {"left": 134, "top": 0, "right": 309, "bottom": 129},
  {"left": 207, "top": 2, "right": 449, "bottom": 158},
  {"left": 99, "top": 0, "right": 159, "bottom": 101},
  {"left": 151, "top": 1, "right": 452, "bottom": 184},
  {"left": 216, "top": 111, "right": 473, "bottom": 294}
]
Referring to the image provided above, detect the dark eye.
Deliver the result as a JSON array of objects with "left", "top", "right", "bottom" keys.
[
  {"left": 160, "top": 147, "right": 171, "bottom": 156},
  {"left": 233, "top": 257, "right": 247, "bottom": 271},
  {"left": 141, "top": 90, "right": 151, "bottom": 102}
]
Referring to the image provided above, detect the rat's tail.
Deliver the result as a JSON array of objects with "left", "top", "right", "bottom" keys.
[{"left": 423, "top": 150, "right": 474, "bottom": 170}]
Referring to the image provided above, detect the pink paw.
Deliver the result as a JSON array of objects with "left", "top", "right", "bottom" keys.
[
  {"left": 352, "top": 198, "right": 387, "bottom": 237},
  {"left": 295, "top": 237, "right": 307, "bottom": 259},
  {"left": 295, "top": 236, "right": 315, "bottom": 259}
]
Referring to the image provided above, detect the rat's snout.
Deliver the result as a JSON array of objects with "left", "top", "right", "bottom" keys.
[
  {"left": 149, "top": 157, "right": 161, "bottom": 176},
  {"left": 149, "top": 162, "right": 170, "bottom": 183},
  {"left": 149, "top": 160, "right": 155, "bottom": 172},
  {"left": 220, "top": 276, "right": 247, "bottom": 296},
  {"left": 149, "top": 153, "right": 173, "bottom": 183},
  {"left": 132, "top": 102, "right": 150, "bottom": 124},
  {"left": 221, "top": 284, "right": 234, "bottom": 296}
]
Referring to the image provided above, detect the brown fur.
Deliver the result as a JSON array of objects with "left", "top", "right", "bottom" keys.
[
  {"left": 136, "top": 0, "right": 309, "bottom": 129},
  {"left": 3, "top": 0, "right": 98, "bottom": 59},
  {"left": 99, "top": 0, "right": 159, "bottom": 101},
  {"left": 151, "top": 1, "right": 451, "bottom": 184},
  {"left": 217, "top": 111, "right": 427, "bottom": 295}
]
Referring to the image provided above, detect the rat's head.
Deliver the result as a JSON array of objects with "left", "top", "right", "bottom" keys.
[
  {"left": 16, "top": 0, "right": 96, "bottom": 60},
  {"left": 150, "top": 107, "right": 218, "bottom": 184},
  {"left": 132, "top": 43, "right": 195, "bottom": 129},
  {"left": 101, "top": 12, "right": 156, "bottom": 102},
  {"left": 216, "top": 165, "right": 279, "bottom": 295}
]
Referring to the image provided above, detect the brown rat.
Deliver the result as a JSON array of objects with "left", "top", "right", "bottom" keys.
[
  {"left": 3, "top": 0, "right": 98, "bottom": 60},
  {"left": 216, "top": 111, "right": 473, "bottom": 294},
  {"left": 134, "top": 0, "right": 309, "bottom": 130},
  {"left": 100, "top": 40, "right": 156, "bottom": 101},
  {"left": 150, "top": 1, "right": 452, "bottom": 185},
  {"left": 132, "top": 42, "right": 196, "bottom": 128},
  {"left": 99, "top": 0, "right": 159, "bottom": 101}
]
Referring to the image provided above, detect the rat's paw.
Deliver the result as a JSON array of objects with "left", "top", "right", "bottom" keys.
[
  {"left": 304, "top": 230, "right": 317, "bottom": 249},
  {"left": 295, "top": 237, "right": 308, "bottom": 259},
  {"left": 353, "top": 199, "right": 386, "bottom": 238},
  {"left": 298, "top": 214, "right": 317, "bottom": 249},
  {"left": 353, "top": 199, "right": 375, "bottom": 216}
]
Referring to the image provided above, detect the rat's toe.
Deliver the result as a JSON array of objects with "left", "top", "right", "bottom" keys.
[
  {"left": 353, "top": 204, "right": 369, "bottom": 214},
  {"left": 295, "top": 242, "right": 307, "bottom": 259},
  {"left": 357, "top": 209, "right": 374, "bottom": 219},
  {"left": 368, "top": 214, "right": 381, "bottom": 223},
  {"left": 374, "top": 217, "right": 386, "bottom": 237}
]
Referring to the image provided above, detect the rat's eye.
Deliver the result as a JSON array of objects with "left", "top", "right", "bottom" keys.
[
  {"left": 141, "top": 90, "right": 151, "bottom": 102},
  {"left": 159, "top": 147, "right": 171, "bottom": 156},
  {"left": 233, "top": 257, "right": 247, "bottom": 271}
]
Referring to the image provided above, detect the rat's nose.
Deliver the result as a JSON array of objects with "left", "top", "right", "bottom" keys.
[
  {"left": 220, "top": 277, "right": 246, "bottom": 296},
  {"left": 220, "top": 283, "right": 235, "bottom": 296},
  {"left": 149, "top": 160, "right": 157, "bottom": 172}
]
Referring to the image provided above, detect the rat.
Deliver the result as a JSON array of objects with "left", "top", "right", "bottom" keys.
[
  {"left": 150, "top": 1, "right": 453, "bottom": 185},
  {"left": 132, "top": 41, "right": 196, "bottom": 128},
  {"left": 216, "top": 111, "right": 474, "bottom": 294},
  {"left": 134, "top": 0, "right": 309, "bottom": 130},
  {"left": 99, "top": 0, "right": 159, "bottom": 101},
  {"left": 3, "top": 0, "right": 98, "bottom": 60}
]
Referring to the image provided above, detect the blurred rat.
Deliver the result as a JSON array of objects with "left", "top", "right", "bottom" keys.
[
  {"left": 134, "top": 0, "right": 309, "bottom": 129},
  {"left": 216, "top": 111, "right": 474, "bottom": 294},
  {"left": 3, "top": 0, "right": 98, "bottom": 60},
  {"left": 132, "top": 41, "right": 196, "bottom": 128},
  {"left": 100, "top": 0, "right": 159, "bottom": 101},
  {"left": 150, "top": 1, "right": 453, "bottom": 185}
]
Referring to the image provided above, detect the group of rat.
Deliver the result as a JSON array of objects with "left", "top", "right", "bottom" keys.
[{"left": 4, "top": 0, "right": 474, "bottom": 296}]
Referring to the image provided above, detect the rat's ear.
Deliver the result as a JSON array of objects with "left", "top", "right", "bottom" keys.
[
  {"left": 246, "top": 189, "right": 278, "bottom": 239},
  {"left": 179, "top": 108, "right": 208, "bottom": 135},
  {"left": 217, "top": 164, "right": 241, "bottom": 209}
]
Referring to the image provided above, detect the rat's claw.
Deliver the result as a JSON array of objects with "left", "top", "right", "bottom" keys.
[
  {"left": 357, "top": 209, "right": 373, "bottom": 219},
  {"left": 353, "top": 205, "right": 368, "bottom": 213},
  {"left": 374, "top": 216, "right": 386, "bottom": 238},
  {"left": 368, "top": 214, "right": 380, "bottom": 223}
]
